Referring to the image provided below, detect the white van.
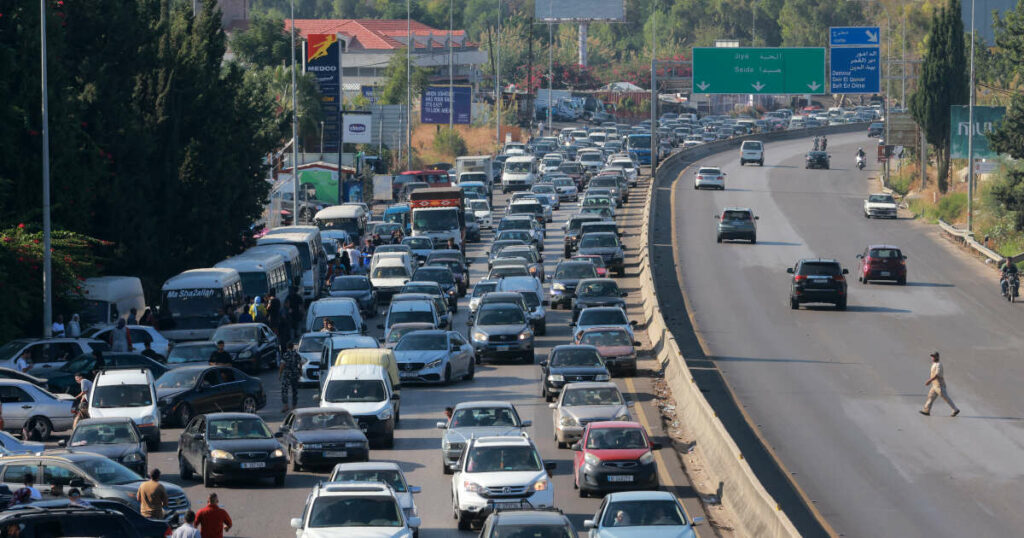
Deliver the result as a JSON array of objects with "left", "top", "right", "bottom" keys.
[
  {"left": 317, "top": 363, "right": 398, "bottom": 448},
  {"left": 305, "top": 297, "right": 366, "bottom": 334},
  {"left": 370, "top": 257, "right": 412, "bottom": 300},
  {"left": 314, "top": 205, "right": 367, "bottom": 241},
  {"left": 159, "top": 268, "right": 243, "bottom": 341},
  {"left": 257, "top": 227, "right": 325, "bottom": 301},
  {"left": 79, "top": 277, "right": 146, "bottom": 329},
  {"left": 370, "top": 251, "right": 414, "bottom": 276},
  {"left": 501, "top": 155, "right": 538, "bottom": 193},
  {"left": 244, "top": 243, "right": 302, "bottom": 289},
  {"left": 88, "top": 369, "right": 160, "bottom": 450},
  {"left": 215, "top": 253, "right": 290, "bottom": 305}
]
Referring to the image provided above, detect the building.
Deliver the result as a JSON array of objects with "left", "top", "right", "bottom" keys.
[{"left": 285, "top": 19, "right": 487, "bottom": 91}]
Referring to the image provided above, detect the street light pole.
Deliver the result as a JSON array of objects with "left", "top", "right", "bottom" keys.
[
  {"left": 495, "top": 0, "right": 501, "bottom": 150},
  {"left": 40, "top": 0, "right": 53, "bottom": 337},
  {"left": 548, "top": 0, "right": 553, "bottom": 132},
  {"left": 407, "top": 0, "right": 413, "bottom": 169},
  {"left": 449, "top": 0, "right": 454, "bottom": 130},
  {"left": 967, "top": 0, "right": 976, "bottom": 234},
  {"left": 290, "top": 0, "right": 300, "bottom": 220}
]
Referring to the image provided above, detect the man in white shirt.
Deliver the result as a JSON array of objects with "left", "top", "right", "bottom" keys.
[
  {"left": 171, "top": 510, "right": 201, "bottom": 538},
  {"left": 52, "top": 314, "right": 65, "bottom": 337},
  {"left": 73, "top": 373, "right": 93, "bottom": 428},
  {"left": 14, "top": 352, "right": 32, "bottom": 373}
]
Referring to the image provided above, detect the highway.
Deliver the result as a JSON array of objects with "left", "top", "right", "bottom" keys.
[{"left": 669, "top": 132, "right": 1024, "bottom": 537}]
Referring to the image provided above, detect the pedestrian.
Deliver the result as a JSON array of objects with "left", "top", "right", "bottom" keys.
[
  {"left": 237, "top": 298, "right": 254, "bottom": 323},
  {"left": 141, "top": 341, "right": 165, "bottom": 363},
  {"left": 340, "top": 249, "right": 352, "bottom": 275},
  {"left": 267, "top": 290, "right": 282, "bottom": 329},
  {"left": 171, "top": 510, "right": 202, "bottom": 538},
  {"left": 67, "top": 488, "right": 91, "bottom": 508},
  {"left": 217, "top": 308, "right": 232, "bottom": 327},
  {"left": 127, "top": 308, "right": 138, "bottom": 325},
  {"left": 364, "top": 238, "right": 376, "bottom": 256},
  {"left": 812, "top": 136, "right": 820, "bottom": 151},
  {"left": 138, "top": 308, "right": 156, "bottom": 327},
  {"left": 52, "top": 314, "right": 66, "bottom": 337},
  {"left": 109, "top": 318, "right": 131, "bottom": 352},
  {"left": 277, "top": 316, "right": 293, "bottom": 353},
  {"left": 14, "top": 351, "right": 31, "bottom": 373},
  {"left": 72, "top": 373, "right": 92, "bottom": 429},
  {"left": 920, "top": 352, "right": 960, "bottom": 417},
  {"left": 9, "top": 473, "right": 41, "bottom": 506},
  {"left": 250, "top": 296, "right": 268, "bottom": 323},
  {"left": 67, "top": 314, "right": 81, "bottom": 338},
  {"left": 288, "top": 290, "right": 305, "bottom": 332},
  {"left": 444, "top": 406, "right": 454, "bottom": 420},
  {"left": 195, "top": 493, "right": 233, "bottom": 538},
  {"left": 279, "top": 344, "right": 301, "bottom": 413},
  {"left": 136, "top": 469, "right": 168, "bottom": 519},
  {"left": 90, "top": 348, "right": 105, "bottom": 376},
  {"left": 820, "top": 135, "right": 828, "bottom": 151},
  {"left": 209, "top": 341, "right": 233, "bottom": 366}
]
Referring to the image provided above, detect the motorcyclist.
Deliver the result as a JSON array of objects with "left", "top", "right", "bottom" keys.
[
  {"left": 820, "top": 135, "right": 828, "bottom": 150},
  {"left": 856, "top": 147, "right": 866, "bottom": 159},
  {"left": 812, "top": 136, "right": 820, "bottom": 151},
  {"left": 1000, "top": 260, "right": 1019, "bottom": 296}
]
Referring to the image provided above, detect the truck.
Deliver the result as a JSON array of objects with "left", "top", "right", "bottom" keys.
[
  {"left": 455, "top": 155, "right": 494, "bottom": 192},
  {"left": 409, "top": 187, "right": 465, "bottom": 251}
]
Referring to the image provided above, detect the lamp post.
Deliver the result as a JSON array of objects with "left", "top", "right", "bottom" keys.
[
  {"left": 40, "top": 0, "right": 53, "bottom": 337},
  {"left": 495, "top": 0, "right": 502, "bottom": 150},
  {"left": 290, "top": 0, "right": 300, "bottom": 220},
  {"left": 449, "top": 0, "right": 454, "bottom": 130},
  {"left": 967, "top": 0, "right": 976, "bottom": 234},
  {"left": 547, "top": 0, "right": 553, "bottom": 132},
  {"left": 407, "top": 0, "right": 413, "bottom": 169}
]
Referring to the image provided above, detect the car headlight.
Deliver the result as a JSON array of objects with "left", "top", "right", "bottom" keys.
[
  {"left": 238, "top": 350, "right": 253, "bottom": 359},
  {"left": 552, "top": 282, "right": 565, "bottom": 291},
  {"left": 425, "top": 358, "right": 443, "bottom": 369},
  {"left": 122, "top": 452, "right": 143, "bottom": 463},
  {"left": 560, "top": 415, "right": 578, "bottom": 427},
  {"left": 595, "top": 374, "right": 610, "bottom": 381},
  {"left": 442, "top": 439, "right": 451, "bottom": 450},
  {"left": 463, "top": 481, "right": 485, "bottom": 493},
  {"left": 300, "top": 443, "right": 322, "bottom": 450},
  {"left": 584, "top": 453, "right": 601, "bottom": 466},
  {"left": 447, "top": 288, "right": 456, "bottom": 296},
  {"left": 547, "top": 374, "right": 564, "bottom": 382},
  {"left": 614, "top": 412, "right": 631, "bottom": 422},
  {"left": 639, "top": 451, "right": 655, "bottom": 465},
  {"left": 518, "top": 330, "right": 532, "bottom": 340},
  {"left": 472, "top": 331, "right": 487, "bottom": 342},
  {"left": 271, "top": 449, "right": 285, "bottom": 458},
  {"left": 210, "top": 449, "right": 234, "bottom": 460},
  {"left": 377, "top": 408, "right": 393, "bottom": 420},
  {"left": 346, "top": 441, "right": 366, "bottom": 448},
  {"left": 532, "top": 477, "right": 549, "bottom": 491}
]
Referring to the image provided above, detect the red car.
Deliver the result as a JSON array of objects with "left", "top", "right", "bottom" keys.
[
  {"left": 572, "top": 254, "right": 608, "bottom": 277},
  {"left": 572, "top": 421, "right": 660, "bottom": 497},
  {"left": 856, "top": 244, "right": 907, "bottom": 285}
]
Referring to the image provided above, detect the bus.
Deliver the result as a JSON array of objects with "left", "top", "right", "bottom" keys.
[{"left": 159, "top": 268, "right": 243, "bottom": 341}]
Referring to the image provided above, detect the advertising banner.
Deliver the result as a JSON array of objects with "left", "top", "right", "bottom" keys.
[
  {"left": 306, "top": 34, "right": 341, "bottom": 152},
  {"left": 421, "top": 86, "right": 472, "bottom": 124},
  {"left": 950, "top": 105, "right": 1006, "bottom": 159},
  {"left": 343, "top": 113, "right": 373, "bottom": 144}
]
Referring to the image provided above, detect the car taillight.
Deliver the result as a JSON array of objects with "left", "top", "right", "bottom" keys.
[
  {"left": 794, "top": 275, "right": 807, "bottom": 282},
  {"left": 833, "top": 275, "right": 845, "bottom": 282},
  {"left": 697, "top": 175, "right": 704, "bottom": 180}
]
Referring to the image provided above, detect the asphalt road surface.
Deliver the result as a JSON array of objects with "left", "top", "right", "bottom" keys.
[{"left": 671, "top": 132, "right": 1024, "bottom": 537}]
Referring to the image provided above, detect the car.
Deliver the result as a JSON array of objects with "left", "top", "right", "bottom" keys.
[
  {"left": 540, "top": 345, "right": 610, "bottom": 402},
  {"left": 589, "top": 176, "right": 624, "bottom": 206},
  {"left": 82, "top": 325, "right": 171, "bottom": 358},
  {"left": 693, "top": 166, "right": 725, "bottom": 190},
  {"left": 0, "top": 379, "right": 74, "bottom": 439},
  {"left": 21, "top": 497, "right": 174, "bottom": 537},
  {"left": 382, "top": 299, "right": 441, "bottom": 331},
  {"left": 0, "top": 452, "right": 190, "bottom": 518},
  {"left": 496, "top": 245, "right": 544, "bottom": 281},
  {"left": 0, "top": 338, "right": 108, "bottom": 373},
  {"left": 805, "top": 151, "right": 830, "bottom": 169},
  {"left": 371, "top": 258, "right": 414, "bottom": 301},
  {"left": 329, "top": 462, "right": 422, "bottom": 535},
  {"left": 392, "top": 293, "right": 452, "bottom": 330},
  {"left": 572, "top": 421, "right": 659, "bottom": 496},
  {"left": 277, "top": 408, "right": 369, "bottom": 470},
  {"left": 480, "top": 508, "right": 576, "bottom": 538},
  {"left": 290, "top": 481, "right": 420, "bottom": 537},
  {"left": 576, "top": 232, "right": 626, "bottom": 277},
  {"left": 0, "top": 367, "right": 48, "bottom": 389},
  {"left": 572, "top": 278, "right": 628, "bottom": 321},
  {"left": 209, "top": 323, "right": 280, "bottom": 373},
  {"left": 394, "top": 329, "right": 475, "bottom": 384},
  {"left": 401, "top": 280, "right": 454, "bottom": 314},
  {"left": 155, "top": 365, "right": 266, "bottom": 426},
  {"left": 469, "top": 200, "right": 493, "bottom": 228},
  {"left": 33, "top": 352, "right": 169, "bottom": 396},
  {"left": 86, "top": 369, "right": 160, "bottom": 450},
  {"left": 302, "top": 333, "right": 379, "bottom": 386},
  {"left": 552, "top": 178, "right": 579, "bottom": 201},
  {"left": 575, "top": 326, "right": 638, "bottom": 376},
  {"left": 317, "top": 362, "right": 399, "bottom": 448},
  {"left": 581, "top": 196, "right": 616, "bottom": 217},
  {"left": 328, "top": 275, "right": 379, "bottom": 317},
  {"left": 856, "top": 244, "right": 908, "bottom": 285},
  {"left": 435, "top": 401, "right": 532, "bottom": 474},
  {"left": 402, "top": 235, "right": 435, "bottom": 264},
  {"left": 549, "top": 261, "right": 599, "bottom": 310},
  {"left": 0, "top": 431, "right": 44, "bottom": 456},
  {"left": 471, "top": 303, "right": 534, "bottom": 364},
  {"left": 59, "top": 417, "right": 148, "bottom": 477},
  {"left": 425, "top": 256, "right": 469, "bottom": 296},
  {"left": 739, "top": 140, "right": 765, "bottom": 166},
  {"left": 864, "top": 193, "right": 899, "bottom": 219},
  {"left": 572, "top": 254, "right": 609, "bottom": 277},
  {"left": 609, "top": 158, "right": 639, "bottom": 186},
  {"left": 165, "top": 341, "right": 217, "bottom": 369},
  {"left": 487, "top": 261, "right": 532, "bottom": 281},
  {"left": 383, "top": 322, "right": 437, "bottom": 350},
  {"left": 412, "top": 266, "right": 459, "bottom": 308},
  {"left": 563, "top": 215, "right": 608, "bottom": 257},
  {"left": 583, "top": 490, "right": 702, "bottom": 538},
  {"left": 868, "top": 122, "right": 884, "bottom": 137},
  {"left": 470, "top": 291, "right": 530, "bottom": 327},
  {"left": 531, "top": 184, "right": 560, "bottom": 210},
  {"left": 787, "top": 258, "right": 849, "bottom": 310},
  {"left": 497, "top": 276, "right": 548, "bottom": 335},
  {"left": 550, "top": 382, "right": 632, "bottom": 448},
  {"left": 451, "top": 435, "right": 557, "bottom": 530},
  {"left": 468, "top": 280, "right": 500, "bottom": 322},
  {"left": 716, "top": 207, "right": 759, "bottom": 244},
  {"left": 0, "top": 504, "right": 143, "bottom": 537},
  {"left": 177, "top": 412, "right": 287, "bottom": 487}
]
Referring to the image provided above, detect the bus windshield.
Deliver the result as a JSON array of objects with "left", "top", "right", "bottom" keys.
[
  {"left": 412, "top": 209, "right": 460, "bottom": 232},
  {"left": 161, "top": 289, "right": 224, "bottom": 330}
]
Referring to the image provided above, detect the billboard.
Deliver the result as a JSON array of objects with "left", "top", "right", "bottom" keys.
[
  {"left": 421, "top": 86, "right": 472, "bottom": 124},
  {"left": 305, "top": 34, "right": 341, "bottom": 152},
  {"left": 535, "top": 0, "right": 624, "bottom": 21},
  {"left": 343, "top": 113, "right": 373, "bottom": 144},
  {"left": 950, "top": 105, "right": 1006, "bottom": 159}
]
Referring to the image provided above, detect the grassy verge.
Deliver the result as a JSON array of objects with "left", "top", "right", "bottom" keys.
[{"left": 906, "top": 192, "right": 967, "bottom": 224}]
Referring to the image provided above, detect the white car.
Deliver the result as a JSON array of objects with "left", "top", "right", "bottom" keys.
[
  {"left": 330, "top": 462, "right": 421, "bottom": 536},
  {"left": 584, "top": 490, "right": 703, "bottom": 538},
  {"left": 291, "top": 481, "right": 420, "bottom": 538},
  {"left": 739, "top": 140, "right": 765, "bottom": 166},
  {"left": 87, "top": 369, "right": 160, "bottom": 450},
  {"left": 469, "top": 200, "right": 493, "bottom": 228},
  {"left": 552, "top": 178, "right": 579, "bottom": 202},
  {"left": 693, "top": 166, "right": 725, "bottom": 190},
  {"left": 863, "top": 193, "right": 899, "bottom": 219},
  {"left": 451, "top": 435, "right": 557, "bottom": 530},
  {"left": 609, "top": 158, "right": 639, "bottom": 186},
  {"left": 83, "top": 325, "right": 171, "bottom": 357}
]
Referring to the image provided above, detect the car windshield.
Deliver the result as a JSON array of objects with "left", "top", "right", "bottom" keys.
[
  {"left": 324, "top": 380, "right": 387, "bottom": 403},
  {"left": 168, "top": 344, "right": 216, "bottom": 364},
  {"left": 591, "top": 179, "right": 616, "bottom": 188},
  {"left": 428, "top": 260, "right": 461, "bottom": 273},
  {"left": 797, "top": 262, "right": 841, "bottom": 276},
  {"left": 582, "top": 207, "right": 613, "bottom": 218},
  {"left": 601, "top": 500, "right": 686, "bottom": 527},
  {"left": 722, "top": 210, "right": 752, "bottom": 221},
  {"left": 91, "top": 384, "right": 152, "bottom": 408},
  {"left": 450, "top": 407, "right": 518, "bottom": 428},
  {"left": 332, "top": 278, "right": 370, "bottom": 291},
  {"left": 472, "top": 283, "right": 498, "bottom": 298},
  {"left": 551, "top": 348, "right": 603, "bottom": 367},
  {"left": 579, "top": 309, "right": 628, "bottom": 326},
  {"left": 697, "top": 168, "right": 721, "bottom": 175},
  {"left": 562, "top": 387, "right": 623, "bottom": 406},
  {"left": 308, "top": 496, "right": 402, "bottom": 528},
  {"left": 868, "top": 194, "right": 895, "bottom": 204},
  {"left": 574, "top": 256, "right": 605, "bottom": 268},
  {"left": 373, "top": 266, "right": 409, "bottom": 279},
  {"left": 402, "top": 283, "right": 439, "bottom": 295},
  {"left": 395, "top": 333, "right": 447, "bottom": 351},
  {"left": 208, "top": 418, "right": 272, "bottom": 440},
  {"left": 294, "top": 412, "right": 357, "bottom": 431},
  {"left": 532, "top": 186, "right": 555, "bottom": 194},
  {"left": 466, "top": 445, "right": 541, "bottom": 473},
  {"left": 505, "top": 161, "right": 532, "bottom": 173},
  {"left": 403, "top": 238, "right": 433, "bottom": 250},
  {"left": 470, "top": 201, "right": 489, "bottom": 212},
  {"left": 583, "top": 198, "right": 612, "bottom": 207},
  {"left": 76, "top": 458, "right": 143, "bottom": 485},
  {"left": 212, "top": 326, "right": 258, "bottom": 343},
  {"left": 311, "top": 316, "right": 358, "bottom": 332},
  {"left": 578, "top": 281, "right": 619, "bottom": 297},
  {"left": 587, "top": 427, "right": 647, "bottom": 450},
  {"left": 493, "top": 524, "right": 573, "bottom": 538},
  {"left": 330, "top": 469, "right": 407, "bottom": 492},
  {"left": 580, "top": 235, "right": 619, "bottom": 249},
  {"left": 386, "top": 325, "right": 425, "bottom": 344},
  {"left": 298, "top": 335, "right": 327, "bottom": 353},
  {"left": 490, "top": 267, "right": 529, "bottom": 278},
  {"left": 553, "top": 179, "right": 574, "bottom": 188},
  {"left": 580, "top": 330, "right": 632, "bottom": 347},
  {"left": 477, "top": 307, "right": 525, "bottom": 325},
  {"left": 388, "top": 310, "right": 433, "bottom": 326},
  {"left": 869, "top": 248, "right": 902, "bottom": 259},
  {"left": 556, "top": 264, "right": 598, "bottom": 279},
  {"left": 580, "top": 153, "right": 602, "bottom": 163},
  {"left": 155, "top": 369, "right": 202, "bottom": 389},
  {"left": 71, "top": 423, "right": 140, "bottom": 446},
  {"left": 412, "top": 210, "right": 460, "bottom": 232},
  {"left": 414, "top": 269, "right": 454, "bottom": 285}
]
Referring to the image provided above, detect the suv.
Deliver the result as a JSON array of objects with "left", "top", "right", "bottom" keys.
[
  {"left": 479, "top": 508, "right": 575, "bottom": 538},
  {"left": 435, "top": 401, "right": 532, "bottom": 474},
  {"left": 291, "top": 481, "right": 420, "bottom": 537},
  {"left": 451, "top": 435, "right": 557, "bottom": 530},
  {"left": 739, "top": 140, "right": 765, "bottom": 166},
  {"left": 787, "top": 258, "right": 849, "bottom": 310},
  {"left": 0, "top": 505, "right": 141, "bottom": 537},
  {"left": 0, "top": 338, "right": 108, "bottom": 372},
  {"left": 716, "top": 207, "right": 758, "bottom": 244}
]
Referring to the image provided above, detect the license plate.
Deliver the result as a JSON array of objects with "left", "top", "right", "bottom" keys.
[
  {"left": 400, "top": 372, "right": 417, "bottom": 378},
  {"left": 607, "top": 475, "right": 634, "bottom": 482},
  {"left": 812, "top": 278, "right": 828, "bottom": 284},
  {"left": 241, "top": 462, "right": 265, "bottom": 469},
  {"left": 497, "top": 345, "right": 512, "bottom": 351},
  {"left": 493, "top": 502, "right": 526, "bottom": 511},
  {"left": 324, "top": 451, "right": 347, "bottom": 458},
  {"left": 880, "top": 271, "right": 890, "bottom": 276}
]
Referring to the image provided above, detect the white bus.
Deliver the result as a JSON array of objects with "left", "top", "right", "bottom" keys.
[
  {"left": 314, "top": 205, "right": 367, "bottom": 241},
  {"left": 214, "top": 253, "right": 290, "bottom": 306},
  {"left": 159, "top": 268, "right": 243, "bottom": 341},
  {"left": 243, "top": 243, "right": 302, "bottom": 290},
  {"left": 258, "top": 227, "right": 325, "bottom": 301}
]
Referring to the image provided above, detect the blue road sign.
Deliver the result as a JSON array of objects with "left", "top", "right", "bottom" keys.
[
  {"left": 830, "top": 26, "right": 881, "bottom": 46},
  {"left": 830, "top": 46, "right": 880, "bottom": 94}
]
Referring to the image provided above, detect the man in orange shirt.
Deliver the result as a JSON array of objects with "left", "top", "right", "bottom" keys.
[{"left": 195, "top": 493, "right": 233, "bottom": 538}]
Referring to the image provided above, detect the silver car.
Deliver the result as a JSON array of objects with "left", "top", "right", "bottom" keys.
[
  {"left": 550, "top": 382, "right": 632, "bottom": 448},
  {"left": 0, "top": 379, "right": 74, "bottom": 440},
  {"left": 434, "top": 400, "right": 532, "bottom": 473},
  {"left": 393, "top": 330, "right": 475, "bottom": 385},
  {"left": 330, "top": 461, "right": 422, "bottom": 534}
]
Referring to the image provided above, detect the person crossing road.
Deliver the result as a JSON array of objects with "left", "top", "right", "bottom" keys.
[{"left": 920, "top": 351, "right": 960, "bottom": 417}]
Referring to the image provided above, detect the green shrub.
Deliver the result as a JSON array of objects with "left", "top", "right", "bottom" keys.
[
  {"left": 935, "top": 193, "right": 967, "bottom": 223},
  {"left": 888, "top": 174, "right": 913, "bottom": 196},
  {"left": 433, "top": 128, "right": 467, "bottom": 157}
]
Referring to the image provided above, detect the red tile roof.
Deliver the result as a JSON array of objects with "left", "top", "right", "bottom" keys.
[{"left": 285, "top": 19, "right": 470, "bottom": 51}]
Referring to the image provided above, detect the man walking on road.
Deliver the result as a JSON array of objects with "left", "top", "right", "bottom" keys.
[
  {"left": 920, "top": 351, "right": 960, "bottom": 417},
  {"left": 136, "top": 469, "right": 168, "bottom": 519},
  {"left": 196, "top": 493, "right": 233, "bottom": 538}
]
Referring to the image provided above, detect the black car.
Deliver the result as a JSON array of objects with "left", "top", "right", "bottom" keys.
[
  {"left": 488, "top": 239, "right": 528, "bottom": 268},
  {"left": 156, "top": 365, "right": 267, "bottom": 426},
  {"left": 59, "top": 417, "right": 148, "bottom": 476},
  {"left": 805, "top": 151, "right": 831, "bottom": 169},
  {"left": 328, "top": 276, "right": 378, "bottom": 318},
  {"left": 166, "top": 341, "right": 218, "bottom": 368},
  {"left": 33, "top": 352, "right": 169, "bottom": 395},
  {"left": 23, "top": 498, "right": 172, "bottom": 537},
  {"left": 480, "top": 508, "right": 575, "bottom": 538},
  {"left": 540, "top": 345, "right": 610, "bottom": 402},
  {"left": 209, "top": 323, "right": 280, "bottom": 373},
  {"left": 788, "top": 258, "right": 849, "bottom": 310},
  {"left": 412, "top": 266, "right": 459, "bottom": 310},
  {"left": 276, "top": 408, "right": 370, "bottom": 470},
  {"left": 572, "top": 278, "right": 628, "bottom": 321},
  {"left": 0, "top": 505, "right": 142, "bottom": 537},
  {"left": 549, "top": 261, "right": 599, "bottom": 310},
  {"left": 426, "top": 257, "right": 469, "bottom": 296},
  {"left": 177, "top": 412, "right": 287, "bottom": 487},
  {"left": 563, "top": 215, "right": 605, "bottom": 257},
  {"left": 576, "top": 232, "right": 626, "bottom": 277}
]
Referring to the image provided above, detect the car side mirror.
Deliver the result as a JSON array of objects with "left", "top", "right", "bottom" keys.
[
  {"left": 273, "top": 431, "right": 284, "bottom": 438},
  {"left": 312, "top": 394, "right": 320, "bottom": 403},
  {"left": 436, "top": 421, "right": 448, "bottom": 429},
  {"left": 542, "top": 300, "right": 550, "bottom": 306},
  {"left": 626, "top": 400, "right": 635, "bottom": 407},
  {"left": 842, "top": 269, "right": 849, "bottom": 274},
  {"left": 539, "top": 360, "right": 548, "bottom": 367},
  {"left": 409, "top": 486, "right": 421, "bottom": 494},
  {"left": 786, "top": 267, "right": 795, "bottom": 274},
  {"left": 548, "top": 403, "right": 556, "bottom": 409},
  {"left": 693, "top": 516, "right": 706, "bottom": 525},
  {"left": 191, "top": 433, "right": 203, "bottom": 440},
  {"left": 391, "top": 393, "right": 400, "bottom": 400},
  {"left": 544, "top": 462, "right": 557, "bottom": 472},
  {"left": 903, "top": 255, "right": 908, "bottom": 260},
  {"left": 856, "top": 254, "right": 863, "bottom": 259},
  {"left": 621, "top": 291, "right": 628, "bottom": 297},
  {"left": 754, "top": 216, "right": 760, "bottom": 220},
  {"left": 290, "top": 518, "right": 303, "bottom": 530},
  {"left": 377, "top": 324, "right": 384, "bottom": 330},
  {"left": 58, "top": 439, "right": 67, "bottom": 447},
  {"left": 629, "top": 320, "right": 638, "bottom": 327},
  {"left": 520, "top": 420, "right": 532, "bottom": 428},
  {"left": 408, "top": 516, "right": 422, "bottom": 528},
  {"left": 584, "top": 520, "right": 597, "bottom": 529},
  {"left": 69, "top": 477, "right": 91, "bottom": 489},
  {"left": 651, "top": 442, "right": 663, "bottom": 450},
  {"left": 571, "top": 442, "right": 582, "bottom": 451}
]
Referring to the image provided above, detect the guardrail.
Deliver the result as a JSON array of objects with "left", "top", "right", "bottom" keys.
[
  {"left": 638, "top": 124, "right": 867, "bottom": 538},
  {"left": 937, "top": 219, "right": 1006, "bottom": 265}
]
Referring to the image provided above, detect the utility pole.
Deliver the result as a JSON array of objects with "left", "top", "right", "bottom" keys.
[
  {"left": 883, "top": 16, "right": 890, "bottom": 184},
  {"left": 449, "top": 0, "right": 454, "bottom": 130},
  {"left": 548, "top": 6, "right": 553, "bottom": 132},
  {"left": 901, "top": 17, "right": 906, "bottom": 107},
  {"left": 496, "top": 0, "right": 501, "bottom": 150},
  {"left": 407, "top": 0, "right": 413, "bottom": 169},
  {"left": 338, "top": 34, "right": 345, "bottom": 204},
  {"left": 527, "top": 16, "right": 534, "bottom": 134},
  {"left": 40, "top": 0, "right": 53, "bottom": 337},
  {"left": 290, "top": 0, "right": 300, "bottom": 220},
  {"left": 967, "top": 0, "right": 976, "bottom": 234},
  {"left": 650, "top": 13, "right": 657, "bottom": 171}
]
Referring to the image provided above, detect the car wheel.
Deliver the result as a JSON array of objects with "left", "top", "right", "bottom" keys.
[
  {"left": 465, "top": 360, "right": 475, "bottom": 380},
  {"left": 178, "top": 453, "right": 193, "bottom": 481},
  {"left": 716, "top": 235, "right": 723, "bottom": 243},
  {"left": 898, "top": 277, "right": 907, "bottom": 286},
  {"left": 750, "top": 235, "right": 756, "bottom": 244},
  {"left": 790, "top": 297, "right": 799, "bottom": 310},
  {"left": 26, "top": 417, "right": 52, "bottom": 441},
  {"left": 241, "top": 395, "right": 257, "bottom": 414},
  {"left": 147, "top": 437, "right": 160, "bottom": 452},
  {"left": 176, "top": 404, "right": 193, "bottom": 427},
  {"left": 759, "top": 160, "right": 764, "bottom": 166},
  {"left": 579, "top": 485, "right": 589, "bottom": 498},
  {"left": 382, "top": 434, "right": 395, "bottom": 449},
  {"left": 203, "top": 459, "right": 215, "bottom": 487},
  {"left": 443, "top": 364, "right": 453, "bottom": 386},
  {"left": 443, "top": 460, "right": 453, "bottom": 475},
  {"left": 522, "top": 351, "right": 534, "bottom": 364},
  {"left": 457, "top": 510, "right": 472, "bottom": 531},
  {"left": 693, "top": 184, "right": 698, "bottom": 190}
]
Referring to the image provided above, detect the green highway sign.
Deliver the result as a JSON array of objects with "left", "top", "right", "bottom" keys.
[{"left": 692, "top": 47, "right": 826, "bottom": 94}]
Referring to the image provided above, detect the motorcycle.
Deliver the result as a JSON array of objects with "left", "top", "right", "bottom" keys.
[
  {"left": 1001, "top": 273, "right": 1019, "bottom": 302},
  {"left": 856, "top": 154, "right": 866, "bottom": 170}
]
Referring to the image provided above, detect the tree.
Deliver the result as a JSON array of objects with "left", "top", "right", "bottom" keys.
[
  {"left": 779, "top": 0, "right": 865, "bottom": 46},
  {"left": 989, "top": 0, "right": 1024, "bottom": 159},
  {"left": 910, "top": 0, "right": 968, "bottom": 192},
  {"left": 242, "top": 65, "right": 324, "bottom": 146},
  {"left": 378, "top": 48, "right": 431, "bottom": 105},
  {"left": 230, "top": 12, "right": 292, "bottom": 67},
  {"left": 989, "top": 167, "right": 1024, "bottom": 231}
]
